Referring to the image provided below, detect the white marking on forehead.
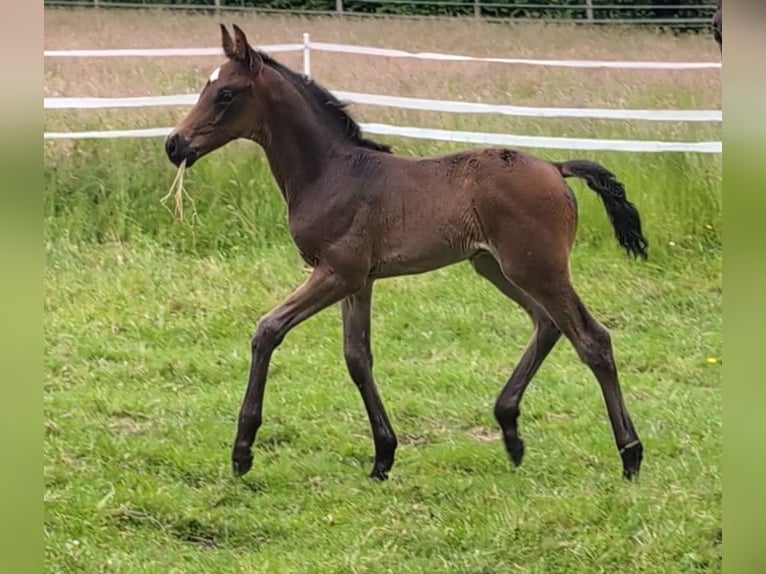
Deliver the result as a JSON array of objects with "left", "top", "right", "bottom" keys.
[{"left": 209, "top": 67, "right": 221, "bottom": 83}]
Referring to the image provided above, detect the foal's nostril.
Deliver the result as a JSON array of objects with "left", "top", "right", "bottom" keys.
[{"left": 165, "top": 134, "right": 178, "bottom": 158}]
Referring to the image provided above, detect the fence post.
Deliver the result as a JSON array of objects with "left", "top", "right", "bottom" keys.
[
  {"left": 214, "top": 0, "right": 220, "bottom": 15},
  {"left": 303, "top": 33, "right": 311, "bottom": 78},
  {"left": 585, "top": 0, "right": 594, "bottom": 22},
  {"left": 474, "top": 0, "right": 480, "bottom": 18},
  {"left": 336, "top": 0, "right": 344, "bottom": 15},
  {"left": 94, "top": 0, "right": 100, "bottom": 7}
]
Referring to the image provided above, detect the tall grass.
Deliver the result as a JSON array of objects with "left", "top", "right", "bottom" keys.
[
  {"left": 44, "top": 136, "right": 721, "bottom": 259},
  {"left": 45, "top": 139, "right": 288, "bottom": 253}
]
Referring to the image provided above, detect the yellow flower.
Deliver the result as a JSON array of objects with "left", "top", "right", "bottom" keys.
[{"left": 706, "top": 357, "right": 718, "bottom": 364}]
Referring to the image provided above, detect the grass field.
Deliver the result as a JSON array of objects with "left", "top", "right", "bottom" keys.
[{"left": 44, "top": 7, "right": 722, "bottom": 573}]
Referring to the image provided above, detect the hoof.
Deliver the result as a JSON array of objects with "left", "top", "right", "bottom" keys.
[
  {"left": 232, "top": 445, "right": 254, "bottom": 477},
  {"left": 369, "top": 456, "right": 394, "bottom": 481},
  {"left": 369, "top": 467, "right": 389, "bottom": 481},
  {"left": 504, "top": 436, "right": 525, "bottom": 467},
  {"left": 620, "top": 441, "right": 643, "bottom": 481}
]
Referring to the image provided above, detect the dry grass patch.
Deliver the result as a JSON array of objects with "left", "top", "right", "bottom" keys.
[
  {"left": 44, "top": 7, "right": 719, "bottom": 60},
  {"left": 44, "top": 7, "right": 720, "bottom": 110}
]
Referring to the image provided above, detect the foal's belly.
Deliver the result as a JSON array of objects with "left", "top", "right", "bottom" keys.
[{"left": 369, "top": 236, "right": 475, "bottom": 279}]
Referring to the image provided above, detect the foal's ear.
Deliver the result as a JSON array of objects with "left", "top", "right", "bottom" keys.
[
  {"left": 232, "top": 24, "right": 263, "bottom": 74},
  {"left": 220, "top": 24, "right": 236, "bottom": 60},
  {"left": 220, "top": 24, "right": 239, "bottom": 60}
]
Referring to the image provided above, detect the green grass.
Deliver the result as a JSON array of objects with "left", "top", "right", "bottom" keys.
[
  {"left": 44, "top": 11, "right": 722, "bottom": 570},
  {"left": 44, "top": 137, "right": 722, "bottom": 259},
  {"left": 44, "top": 235, "right": 721, "bottom": 573}
]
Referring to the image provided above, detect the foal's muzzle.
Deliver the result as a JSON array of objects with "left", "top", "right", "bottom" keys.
[{"left": 164, "top": 132, "right": 198, "bottom": 168}]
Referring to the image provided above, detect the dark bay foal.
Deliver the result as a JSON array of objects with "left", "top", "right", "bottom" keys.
[{"left": 165, "top": 24, "right": 648, "bottom": 482}]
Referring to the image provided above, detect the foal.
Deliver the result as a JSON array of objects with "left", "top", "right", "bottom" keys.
[{"left": 165, "top": 25, "right": 648, "bottom": 481}]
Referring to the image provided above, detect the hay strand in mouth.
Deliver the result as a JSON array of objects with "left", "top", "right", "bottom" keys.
[{"left": 160, "top": 159, "right": 196, "bottom": 222}]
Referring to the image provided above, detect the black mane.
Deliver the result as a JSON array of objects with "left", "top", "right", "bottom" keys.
[{"left": 258, "top": 51, "right": 392, "bottom": 154}]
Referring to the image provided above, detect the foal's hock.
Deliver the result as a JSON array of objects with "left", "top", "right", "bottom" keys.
[{"left": 165, "top": 24, "right": 648, "bottom": 482}]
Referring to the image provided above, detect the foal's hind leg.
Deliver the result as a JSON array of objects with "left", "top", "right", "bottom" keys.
[
  {"left": 470, "top": 252, "right": 562, "bottom": 468},
  {"left": 341, "top": 283, "right": 398, "bottom": 480},
  {"left": 500, "top": 262, "right": 643, "bottom": 479}
]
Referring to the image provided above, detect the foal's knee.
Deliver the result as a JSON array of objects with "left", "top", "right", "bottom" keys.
[{"left": 251, "top": 316, "right": 282, "bottom": 352}]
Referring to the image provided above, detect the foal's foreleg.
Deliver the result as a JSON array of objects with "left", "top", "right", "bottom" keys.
[
  {"left": 232, "top": 267, "right": 353, "bottom": 477},
  {"left": 342, "top": 283, "right": 398, "bottom": 480},
  {"left": 470, "top": 252, "right": 562, "bottom": 467}
]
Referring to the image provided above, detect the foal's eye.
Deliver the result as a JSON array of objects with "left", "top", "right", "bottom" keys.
[{"left": 215, "top": 89, "right": 234, "bottom": 104}]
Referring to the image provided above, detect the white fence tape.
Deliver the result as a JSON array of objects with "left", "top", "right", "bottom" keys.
[
  {"left": 45, "top": 95, "right": 198, "bottom": 109},
  {"left": 360, "top": 123, "right": 721, "bottom": 153},
  {"left": 44, "top": 92, "right": 722, "bottom": 123},
  {"left": 44, "top": 40, "right": 721, "bottom": 70},
  {"left": 335, "top": 92, "right": 722, "bottom": 122},
  {"left": 309, "top": 42, "right": 722, "bottom": 70},
  {"left": 42, "top": 44, "right": 303, "bottom": 58},
  {"left": 42, "top": 124, "right": 722, "bottom": 154},
  {"left": 45, "top": 128, "right": 173, "bottom": 139}
]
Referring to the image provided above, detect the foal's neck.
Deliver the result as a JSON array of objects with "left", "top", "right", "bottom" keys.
[{"left": 253, "top": 83, "right": 344, "bottom": 208}]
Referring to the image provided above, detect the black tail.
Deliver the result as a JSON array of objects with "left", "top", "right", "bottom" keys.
[{"left": 554, "top": 159, "right": 648, "bottom": 259}]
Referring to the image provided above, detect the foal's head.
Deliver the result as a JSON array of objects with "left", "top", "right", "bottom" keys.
[
  {"left": 166, "top": 24, "right": 391, "bottom": 168},
  {"left": 165, "top": 24, "right": 267, "bottom": 167}
]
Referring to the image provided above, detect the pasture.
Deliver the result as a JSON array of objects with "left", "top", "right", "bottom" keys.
[{"left": 44, "top": 7, "right": 722, "bottom": 573}]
